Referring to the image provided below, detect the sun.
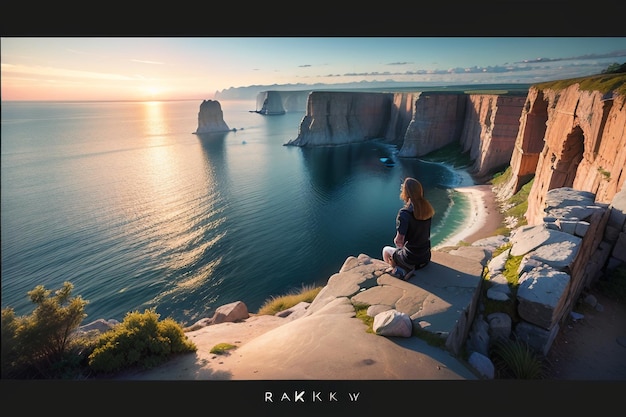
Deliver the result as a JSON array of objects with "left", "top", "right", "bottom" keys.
[{"left": 142, "top": 85, "right": 163, "bottom": 100}]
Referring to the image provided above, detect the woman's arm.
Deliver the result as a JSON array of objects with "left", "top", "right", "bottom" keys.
[{"left": 394, "top": 232, "right": 405, "bottom": 248}]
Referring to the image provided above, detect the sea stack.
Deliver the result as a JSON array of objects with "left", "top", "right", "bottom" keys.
[{"left": 194, "top": 99, "right": 231, "bottom": 134}]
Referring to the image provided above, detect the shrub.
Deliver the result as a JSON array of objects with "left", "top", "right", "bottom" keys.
[
  {"left": 1, "top": 281, "right": 87, "bottom": 378},
  {"left": 210, "top": 343, "right": 237, "bottom": 354},
  {"left": 88, "top": 309, "right": 196, "bottom": 374},
  {"left": 490, "top": 338, "right": 546, "bottom": 379}
]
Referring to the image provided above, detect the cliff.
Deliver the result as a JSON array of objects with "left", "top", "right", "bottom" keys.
[
  {"left": 506, "top": 84, "right": 626, "bottom": 225},
  {"left": 286, "top": 91, "right": 394, "bottom": 146},
  {"left": 285, "top": 75, "right": 625, "bottom": 300},
  {"left": 398, "top": 93, "right": 467, "bottom": 157},
  {"left": 194, "top": 100, "right": 231, "bottom": 134},
  {"left": 256, "top": 91, "right": 286, "bottom": 115},
  {"left": 288, "top": 90, "right": 525, "bottom": 178},
  {"left": 255, "top": 90, "right": 310, "bottom": 114},
  {"left": 459, "top": 95, "right": 527, "bottom": 178}
]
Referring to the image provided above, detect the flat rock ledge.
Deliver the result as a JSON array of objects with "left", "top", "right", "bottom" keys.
[{"left": 188, "top": 250, "right": 485, "bottom": 357}]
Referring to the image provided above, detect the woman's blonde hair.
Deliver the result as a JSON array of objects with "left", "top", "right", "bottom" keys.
[{"left": 400, "top": 177, "right": 435, "bottom": 220}]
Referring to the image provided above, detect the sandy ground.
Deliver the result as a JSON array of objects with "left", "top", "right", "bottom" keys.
[{"left": 434, "top": 184, "right": 504, "bottom": 249}]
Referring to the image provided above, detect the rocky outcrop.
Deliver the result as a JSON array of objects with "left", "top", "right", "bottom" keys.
[
  {"left": 502, "top": 85, "right": 625, "bottom": 225},
  {"left": 186, "top": 251, "right": 485, "bottom": 357},
  {"left": 194, "top": 99, "right": 231, "bottom": 134},
  {"left": 476, "top": 187, "right": 618, "bottom": 356},
  {"left": 286, "top": 91, "right": 393, "bottom": 146}
]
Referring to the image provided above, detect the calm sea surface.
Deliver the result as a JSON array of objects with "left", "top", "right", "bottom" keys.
[{"left": 1, "top": 99, "right": 472, "bottom": 326}]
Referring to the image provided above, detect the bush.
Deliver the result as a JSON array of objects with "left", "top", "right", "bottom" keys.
[
  {"left": 210, "top": 343, "right": 237, "bottom": 354},
  {"left": 491, "top": 338, "right": 546, "bottom": 379},
  {"left": 88, "top": 309, "right": 196, "bottom": 374},
  {"left": 1, "top": 281, "right": 87, "bottom": 378}
]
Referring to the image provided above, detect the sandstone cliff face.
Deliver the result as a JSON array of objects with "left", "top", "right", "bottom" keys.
[
  {"left": 290, "top": 90, "right": 525, "bottom": 179},
  {"left": 383, "top": 92, "right": 420, "bottom": 146},
  {"left": 508, "top": 85, "right": 626, "bottom": 225},
  {"left": 286, "top": 91, "right": 393, "bottom": 146},
  {"left": 459, "top": 95, "right": 526, "bottom": 178},
  {"left": 194, "top": 100, "right": 230, "bottom": 134},
  {"left": 398, "top": 93, "right": 466, "bottom": 157}
]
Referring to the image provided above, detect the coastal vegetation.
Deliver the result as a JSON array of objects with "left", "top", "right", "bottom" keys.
[
  {"left": 210, "top": 342, "right": 237, "bottom": 355},
  {"left": 490, "top": 166, "right": 532, "bottom": 233},
  {"left": 353, "top": 302, "right": 374, "bottom": 333},
  {"left": 1, "top": 282, "right": 88, "bottom": 379},
  {"left": 256, "top": 284, "right": 322, "bottom": 316},
  {"left": 88, "top": 309, "right": 196, "bottom": 375},
  {"left": 420, "top": 141, "right": 473, "bottom": 170},
  {"left": 490, "top": 338, "right": 547, "bottom": 379},
  {"left": 534, "top": 63, "right": 626, "bottom": 95},
  {"left": 1, "top": 282, "right": 195, "bottom": 379}
]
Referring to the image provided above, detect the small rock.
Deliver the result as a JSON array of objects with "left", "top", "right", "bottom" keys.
[{"left": 570, "top": 311, "right": 584, "bottom": 321}]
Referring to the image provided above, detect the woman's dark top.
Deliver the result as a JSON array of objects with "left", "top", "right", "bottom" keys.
[{"left": 392, "top": 204, "right": 432, "bottom": 270}]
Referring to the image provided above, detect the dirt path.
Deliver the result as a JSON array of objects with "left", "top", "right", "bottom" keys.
[{"left": 544, "top": 288, "right": 626, "bottom": 380}]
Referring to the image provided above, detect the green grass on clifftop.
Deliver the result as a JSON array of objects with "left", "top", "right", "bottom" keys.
[{"left": 535, "top": 71, "right": 626, "bottom": 96}]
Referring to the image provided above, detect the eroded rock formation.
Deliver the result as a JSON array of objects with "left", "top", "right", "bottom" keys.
[
  {"left": 194, "top": 99, "right": 231, "bottom": 134},
  {"left": 503, "top": 85, "right": 625, "bottom": 225}
]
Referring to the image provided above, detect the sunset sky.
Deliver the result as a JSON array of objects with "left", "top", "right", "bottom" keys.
[{"left": 2, "top": 37, "right": 625, "bottom": 102}]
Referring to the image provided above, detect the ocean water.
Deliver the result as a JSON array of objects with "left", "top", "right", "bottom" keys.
[{"left": 1, "top": 99, "right": 472, "bottom": 326}]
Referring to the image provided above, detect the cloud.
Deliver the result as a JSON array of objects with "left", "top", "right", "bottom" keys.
[
  {"left": 516, "top": 50, "right": 626, "bottom": 64},
  {"left": 1, "top": 63, "right": 137, "bottom": 81},
  {"left": 311, "top": 51, "right": 626, "bottom": 81}
]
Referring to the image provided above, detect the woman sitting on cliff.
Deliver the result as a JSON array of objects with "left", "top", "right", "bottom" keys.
[{"left": 382, "top": 177, "right": 435, "bottom": 280}]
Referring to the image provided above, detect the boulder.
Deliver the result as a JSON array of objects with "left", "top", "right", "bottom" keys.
[
  {"left": 373, "top": 309, "right": 413, "bottom": 337},
  {"left": 209, "top": 301, "right": 250, "bottom": 325},
  {"left": 516, "top": 266, "right": 570, "bottom": 330},
  {"left": 468, "top": 351, "right": 495, "bottom": 379}
]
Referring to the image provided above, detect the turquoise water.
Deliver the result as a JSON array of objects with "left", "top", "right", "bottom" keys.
[{"left": 1, "top": 99, "right": 471, "bottom": 326}]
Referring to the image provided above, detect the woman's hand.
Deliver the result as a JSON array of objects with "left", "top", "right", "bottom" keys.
[{"left": 394, "top": 233, "right": 405, "bottom": 248}]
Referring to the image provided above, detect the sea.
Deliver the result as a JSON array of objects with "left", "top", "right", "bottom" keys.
[{"left": 1, "top": 99, "right": 475, "bottom": 326}]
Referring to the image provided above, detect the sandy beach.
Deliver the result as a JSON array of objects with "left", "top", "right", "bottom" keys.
[{"left": 434, "top": 184, "right": 504, "bottom": 249}]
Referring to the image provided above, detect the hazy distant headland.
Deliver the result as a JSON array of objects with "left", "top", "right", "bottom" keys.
[{"left": 213, "top": 80, "right": 532, "bottom": 101}]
